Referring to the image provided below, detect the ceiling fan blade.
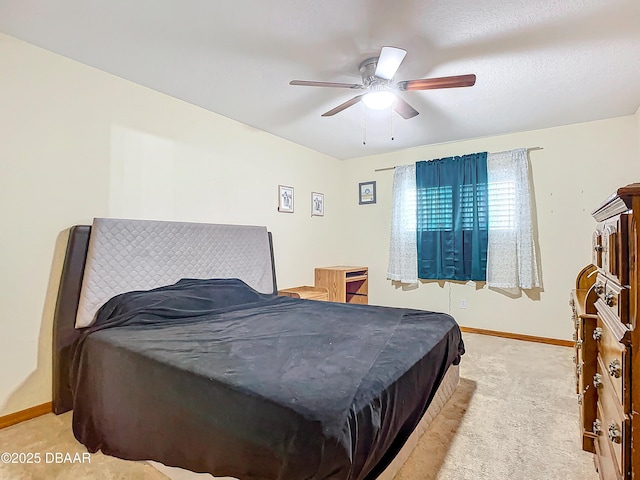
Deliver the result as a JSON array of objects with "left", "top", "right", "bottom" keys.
[
  {"left": 397, "top": 74, "right": 476, "bottom": 91},
  {"left": 290, "top": 80, "right": 364, "bottom": 89},
  {"left": 321, "top": 95, "right": 364, "bottom": 117},
  {"left": 374, "top": 46, "right": 407, "bottom": 80},
  {"left": 393, "top": 97, "right": 419, "bottom": 119}
]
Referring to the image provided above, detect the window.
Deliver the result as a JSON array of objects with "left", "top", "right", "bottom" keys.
[
  {"left": 417, "top": 183, "right": 494, "bottom": 232},
  {"left": 487, "top": 181, "right": 516, "bottom": 230},
  {"left": 420, "top": 186, "right": 453, "bottom": 231},
  {"left": 388, "top": 148, "right": 539, "bottom": 289},
  {"left": 417, "top": 182, "right": 513, "bottom": 232}
]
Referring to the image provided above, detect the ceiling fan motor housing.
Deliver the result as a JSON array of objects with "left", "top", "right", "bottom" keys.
[{"left": 359, "top": 57, "right": 391, "bottom": 89}]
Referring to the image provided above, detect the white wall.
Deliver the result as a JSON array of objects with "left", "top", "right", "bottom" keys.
[
  {"left": 0, "top": 33, "right": 345, "bottom": 416},
  {"left": 2, "top": 30, "right": 639, "bottom": 417},
  {"left": 636, "top": 105, "right": 640, "bottom": 164},
  {"left": 340, "top": 117, "right": 638, "bottom": 341}
]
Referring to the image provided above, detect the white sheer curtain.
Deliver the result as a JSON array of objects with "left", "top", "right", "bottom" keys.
[
  {"left": 387, "top": 164, "right": 418, "bottom": 284},
  {"left": 486, "top": 148, "right": 540, "bottom": 289},
  {"left": 387, "top": 149, "right": 540, "bottom": 289}
]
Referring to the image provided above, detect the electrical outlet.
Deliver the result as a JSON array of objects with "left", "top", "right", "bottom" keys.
[{"left": 460, "top": 299, "right": 467, "bottom": 309}]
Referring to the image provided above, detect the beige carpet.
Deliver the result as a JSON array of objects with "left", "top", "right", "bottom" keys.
[
  {"left": 394, "top": 333, "right": 598, "bottom": 480},
  {"left": 0, "top": 333, "right": 598, "bottom": 480}
]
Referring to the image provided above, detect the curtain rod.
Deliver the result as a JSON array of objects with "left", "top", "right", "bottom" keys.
[{"left": 374, "top": 147, "right": 543, "bottom": 172}]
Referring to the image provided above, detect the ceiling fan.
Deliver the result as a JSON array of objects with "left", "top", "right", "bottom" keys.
[{"left": 290, "top": 46, "right": 476, "bottom": 119}]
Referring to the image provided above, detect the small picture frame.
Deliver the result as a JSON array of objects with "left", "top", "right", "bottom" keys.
[
  {"left": 311, "top": 192, "right": 324, "bottom": 217},
  {"left": 359, "top": 181, "right": 376, "bottom": 205},
  {"left": 278, "top": 185, "right": 294, "bottom": 213}
]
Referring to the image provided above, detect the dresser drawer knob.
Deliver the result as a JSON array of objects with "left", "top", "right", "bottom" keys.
[
  {"left": 594, "top": 282, "right": 605, "bottom": 294},
  {"left": 608, "top": 359, "right": 621, "bottom": 378},
  {"left": 593, "top": 419, "right": 602, "bottom": 436},
  {"left": 608, "top": 422, "right": 622, "bottom": 444},
  {"left": 605, "top": 292, "right": 616, "bottom": 307},
  {"left": 593, "top": 373, "right": 603, "bottom": 388},
  {"left": 593, "top": 327, "right": 603, "bottom": 341}
]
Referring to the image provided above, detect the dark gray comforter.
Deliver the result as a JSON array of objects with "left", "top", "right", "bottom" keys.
[{"left": 70, "top": 278, "right": 464, "bottom": 480}]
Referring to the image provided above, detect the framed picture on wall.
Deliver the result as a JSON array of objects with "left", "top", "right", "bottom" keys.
[
  {"left": 311, "top": 192, "right": 324, "bottom": 216},
  {"left": 359, "top": 181, "right": 376, "bottom": 205},
  {"left": 278, "top": 185, "right": 294, "bottom": 213}
]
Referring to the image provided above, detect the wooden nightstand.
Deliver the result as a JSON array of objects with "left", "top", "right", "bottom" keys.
[
  {"left": 314, "top": 266, "right": 368, "bottom": 304},
  {"left": 277, "top": 286, "right": 329, "bottom": 301}
]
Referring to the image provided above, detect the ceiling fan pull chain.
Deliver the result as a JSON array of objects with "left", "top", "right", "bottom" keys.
[
  {"left": 391, "top": 108, "right": 395, "bottom": 141},
  {"left": 363, "top": 106, "right": 367, "bottom": 145}
]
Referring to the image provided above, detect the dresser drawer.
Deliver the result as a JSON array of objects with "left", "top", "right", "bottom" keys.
[
  {"left": 575, "top": 315, "right": 598, "bottom": 452},
  {"left": 597, "top": 214, "right": 630, "bottom": 285},
  {"left": 594, "top": 402, "right": 624, "bottom": 480},
  {"left": 594, "top": 319, "right": 628, "bottom": 409},
  {"left": 593, "top": 230, "right": 604, "bottom": 270},
  {"left": 595, "top": 383, "right": 630, "bottom": 479},
  {"left": 575, "top": 316, "right": 597, "bottom": 386},
  {"left": 595, "top": 274, "right": 629, "bottom": 325}
]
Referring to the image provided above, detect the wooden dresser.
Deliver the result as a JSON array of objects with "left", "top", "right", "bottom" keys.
[{"left": 571, "top": 183, "right": 640, "bottom": 479}]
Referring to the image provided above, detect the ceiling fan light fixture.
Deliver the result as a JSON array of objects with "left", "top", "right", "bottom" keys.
[{"left": 362, "top": 90, "right": 396, "bottom": 110}]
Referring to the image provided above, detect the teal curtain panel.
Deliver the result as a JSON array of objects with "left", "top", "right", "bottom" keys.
[{"left": 416, "top": 152, "right": 489, "bottom": 281}]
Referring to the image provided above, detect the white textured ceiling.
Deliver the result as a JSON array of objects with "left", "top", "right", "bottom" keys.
[{"left": 1, "top": 0, "right": 639, "bottom": 159}]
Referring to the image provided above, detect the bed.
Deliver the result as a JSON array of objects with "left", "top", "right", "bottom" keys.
[{"left": 53, "top": 218, "right": 464, "bottom": 480}]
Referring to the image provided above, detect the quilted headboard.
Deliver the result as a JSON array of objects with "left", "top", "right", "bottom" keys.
[
  {"left": 52, "top": 219, "right": 277, "bottom": 414},
  {"left": 76, "top": 218, "right": 276, "bottom": 328}
]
